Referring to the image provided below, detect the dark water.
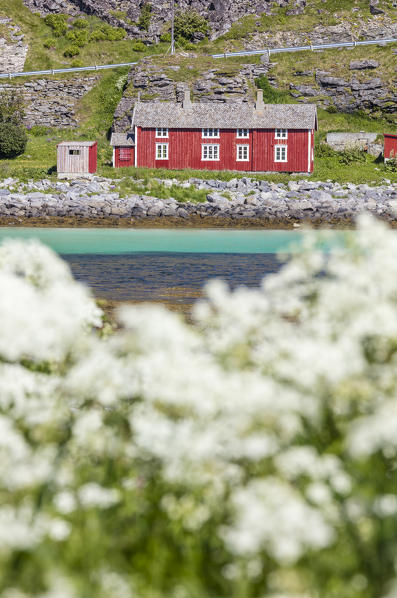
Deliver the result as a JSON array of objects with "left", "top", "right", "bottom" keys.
[{"left": 62, "top": 252, "right": 283, "bottom": 304}]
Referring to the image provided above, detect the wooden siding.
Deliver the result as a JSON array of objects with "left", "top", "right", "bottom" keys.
[
  {"left": 89, "top": 142, "right": 98, "bottom": 173},
  {"left": 57, "top": 142, "right": 97, "bottom": 174},
  {"left": 384, "top": 134, "right": 397, "bottom": 160},
  {"left": 136, "top": 128, "right": 313, "bottom": 173},
  {"left": 114, "top": 146, "right": 135, "bottom": 168}
]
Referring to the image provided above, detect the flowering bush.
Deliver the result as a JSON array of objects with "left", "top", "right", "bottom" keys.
[{"left": 3, "top": 217, "right": 397, "bottom": 598}]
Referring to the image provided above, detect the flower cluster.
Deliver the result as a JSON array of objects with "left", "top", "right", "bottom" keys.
[{"left": 2, "top": 217, "right": 397, "bottom": 598}]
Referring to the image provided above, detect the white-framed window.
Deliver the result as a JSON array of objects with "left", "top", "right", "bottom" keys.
[
  {"left": 156, "top": 128, "right": 169, "bottom": 138},
  {"left": 156, "top": 143, "right": 169, "bottom": 160},
  {"left": 202, "top": 128, "right": 220, "bottom": 138},
  {"left": 202, "top": 144, "right": 220, "bottom": 161},
  {"left": 237, "top": 128, "right": 249, "bottom": 138},
  {"left": 275, "top": 145, "right": 288, "bottom": 163},
  {"left": 119, "top": 147, "right": 132, "bottom": 161},
  {"left": 236, "top": 144, "right": 249, "bottom": 162},
  {"left": 275, "top": 129, "right": 288, "bottom": 139}
]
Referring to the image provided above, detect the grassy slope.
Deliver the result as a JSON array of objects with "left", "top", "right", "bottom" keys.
[{"left": 0, "top": 0, "right": 396, "bottom": 185}]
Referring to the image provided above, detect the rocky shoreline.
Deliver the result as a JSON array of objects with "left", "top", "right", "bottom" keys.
[{"left": 0, "top": 176, "right": 397, "bottom": 228}]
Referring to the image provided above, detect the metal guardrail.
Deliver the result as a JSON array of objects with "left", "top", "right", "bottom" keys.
[
  {"left": 212, "top": 37, "right": 397, "bottom": 59},
  {"left": 0, "top": 61, "right": 138, "bottom": 80}
]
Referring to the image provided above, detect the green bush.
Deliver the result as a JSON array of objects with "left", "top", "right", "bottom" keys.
[
  {"left": 326, "top": 104, "right": 338, "bottom": 114},
  {"left": 44, "top": 14, "right": 68, "bottom": 37},
  {"left": 315, "top": 143, "right": 339, "bottom": 158},
  {"left": 174, "top": 10, "right": 209, "bottom": 41},
  {"left": 89, "top": 24, "right": 126, "bottom": 42},
  {"left": 131, "top": 41, "right": 146, "bottom": 52},
  {"left": 73, "top": 18, "right": 88, "bottom": 29},
  {"left": 255, "top": 75, "right": 294, "bottom": 104},
  {"left": 29, "top": 125, "right": 48, "bottom": 137},
  {"left": 43, "top": 38, "right": 56, "bottom": 49},
  {"left": 66, "top": 29, "right": 88, "bottom": 47},
  {"left": 138, "top": 3, "right": 152, "bottom": 31},
  {"left": 70, "top": 58, "right": 84, "bottom": 68},
  {"left": 63, "top": 44, "right": 80, "bottom": 57},
  {"left": 385, "top": 150, "right": 397, "bottom": 172},
  {"left": 339, "top": 147, "right": 367, "bottom": 165},
  {"left": 0, "top": 122, "right": 27, "bottom": 158},
  {"left": 0, "top": 89, "right": 25, "bottom": 126},
  {"left": 160, "top": 32, "right": 171, "bottom": 43}
]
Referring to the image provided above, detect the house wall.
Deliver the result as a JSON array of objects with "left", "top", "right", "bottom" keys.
[
  {"left": 384, "top": 135, "right": 397, "bottom": 160},
  {"left": 114, "top": 146, "right": 135, "bottom": 168},
  {"left": 57, "top": 145, "right": 90, "bottom": 174},
  {"left": 89, "top": 142, "right": 98, "bottom": 173},
  {"left": 136, "top": 128, "right": 313, "bottom": 173}
]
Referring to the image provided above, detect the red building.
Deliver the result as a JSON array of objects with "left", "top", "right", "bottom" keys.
[
  {"left": 57, "top": 141, "right": 97, "bottom": 179},
  {"left": 384, "top": 134, "right": 397, "bottom": 161},
  {"left": 110, "top": 133, "right": 135, "bottom": 168},
  {"left": 111, "top": 90, "right": 317, "bottom": 173}
]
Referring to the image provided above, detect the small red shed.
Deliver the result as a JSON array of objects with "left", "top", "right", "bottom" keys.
[
  {"left": 110, "top": 133, "right": 135, "bottom": 168},
  {"left": 384, "top": 134, "right": 397, "bottom": 161},
  {"left": 57, "top": 141, "right": 97, "bottom": 178}
]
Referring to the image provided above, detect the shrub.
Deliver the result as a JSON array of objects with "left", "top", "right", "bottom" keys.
[
  {"left": 385, "top": 150, "right": 397, "bottom": 172},
  {"left": 0, "top": 89, "right": 25, "bottom": 125},
  {"left": 338, "top": 146, "right": 367, "bottom": 165},
  {"left": 73, "top": 18, "right": 88, "bottom": 29},
  {"left": 29, "top": 125, "right": 48, "bottom": 137},
  {"left": 174, "top": 10, "right": 209, "bottom": 41},
  {"left": 63, "top": 44, "right": 80, "bottom": 57},
  {"left": 160, "top": 32, "right": 171, "bottom": 43},
  {"left": 44, "top": 14, "right": 68, "bottom": 37},
  {"left": 138, "top": 2, "right": 152, "bottom": 30},
  {"left": 255, "top": 75, "right": 294, "bottom": 104},
  {"left": 326, "top": 104, "right": 337, "bottom": 113},
  {"left": 70, "top": 58, "right": 84, "bottom": 68},
  {"left": 43, "top": 38, "right": 56, "bottom": 49},
  {"left": 89, "top": 24, "right": 126, "bottom": 42},
  {"left": 315, "top": 143, "right": 339, "bottom": 158},
  {"left": 131, "top": 41, "right": 146, "bottom": 52},
  {"left": 0, "top": 122, "right": 27, "bottom": 158},
  {"left": 66, "top": 29, "right": 88, "bottom": 47}
]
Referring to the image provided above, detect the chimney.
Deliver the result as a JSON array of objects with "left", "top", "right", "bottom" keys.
[
  {"left": 183, "top": 87, "right": 193, "bottom": 111},
  {"left": 255, "top": 89, "right": 265, "bottom": 112}
]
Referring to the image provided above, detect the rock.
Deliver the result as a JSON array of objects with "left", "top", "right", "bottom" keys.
[{"left": 350, "top": 59, "right": 379, "bottom": 70}]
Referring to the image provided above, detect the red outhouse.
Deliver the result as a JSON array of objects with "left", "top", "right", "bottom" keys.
[
  {"left": 384, "top": 134, "right": 397, "bottom": 161},
  {"left": 112, "top": 90, "right": 317, "bottom": 174},
  {"left": 110, "top": 133, "right": 135, "bottom": 168},
  {"left": 57, "top": 141, "right": 97, "bottom": 178}
]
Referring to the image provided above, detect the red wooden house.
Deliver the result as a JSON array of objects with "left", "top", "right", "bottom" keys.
[
  {"left": 110, "top": 133, "right": 135, "bottom": 168},
  {"left": 384, "top": 134, "right": 397, "bottom": 161},
  {"left": 111, "top": 90, "right": 317, "bottom": 173},
  {"left": 57, "top": 141, "right": 97, "bottom": 179}
]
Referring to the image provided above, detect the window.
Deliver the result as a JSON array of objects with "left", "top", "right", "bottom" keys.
[
  {"left": 156, "top": 128, "right": 169, "bottom": 138},
  {"left": 202, "top": 144, "right": 220, "bottom": 161},
  {"left": 119, "top": 148, "right": 132, "bottom": 161},
  {"left": 202, "top": 128, "right": 220, "bottom": 138},
  {"left": 237, "top": 129, "right": 249, "bottom": 138},
  {"left": 236, "top": 145, "right": 249, "bottom": 162},
  {"left": 69, "top": 149, "right": 80, "bottom": 156},
  {"left": 275, "top": 129, "right": 288, "bottom": 139},
  {"left": 275, "top": 145, "right": 288, "bottom": 163},
  {"left": 156, "top": 143, "right": 169, "bottom": 160}
]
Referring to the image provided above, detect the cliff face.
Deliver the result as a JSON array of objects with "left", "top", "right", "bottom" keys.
[{"left": 23, "top": 0, "right": 306, "bottom": 39}]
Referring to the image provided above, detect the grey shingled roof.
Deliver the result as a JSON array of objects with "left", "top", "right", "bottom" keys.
[
  {"left": 110, "top": 132, "right": 135, "bottom": 146},
  {"left": 132, "top": 102, "right": 317, "bottom": 130}
]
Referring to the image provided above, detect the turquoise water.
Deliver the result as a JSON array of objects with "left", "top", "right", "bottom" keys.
[{"left": 0, "top": 228, "right": 344, "bottom": 255}]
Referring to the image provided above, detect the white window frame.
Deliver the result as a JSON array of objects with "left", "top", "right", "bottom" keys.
[
  {"left": 201, "top": 144, "right": 220, "bottom": 161},
  {"left": 275, "top": 129, "right": 288, "bottom": 139},
  {"left": 237, "top": 128, "right": 249, "bottom": 138},
  {"left": 202, "top": 128, "right": 220, "bottom": 139},
  {"left": 155, "top": 128, "right": 169, "bottom": 138},
  {"left": 236, "top": 144, "right": 250, "bottom": 162},
  {"left": 156, "top": 143, "right": 169, "bottom": 160},
  {"left": 275, "top": 145, "right": 288, "bottom": 163}
]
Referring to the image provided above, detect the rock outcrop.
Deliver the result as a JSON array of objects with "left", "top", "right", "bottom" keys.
[{"left": 0, "top": 18, "right": 28, "bottom": 73}]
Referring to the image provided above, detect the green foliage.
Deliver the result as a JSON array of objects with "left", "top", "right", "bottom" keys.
[
  {"left": 0, "top": 89, "right": 25, "bottom": 126},
  {"left": 66, "top": 29, "right": 89, "bottom": 47},
  {"left": 138, "top": 3, "right": 152, "bottom": 31},
  {"left": 71, "top": 58, "right": 84, "bottom": 68},
  {"left": 174, "top": 10, "right": 209, "bottom": 41},
  {"left": 326, "top": 104, "right": 338, "bottom": 114},
  {"left": 0, "top": 122, "right": 27, "bottom": 158},
  {"left": 63, "top": 44, "right": 80, "bottom": 57},
  {"left": 315, "top": 143, "right": 339, "bottom": 158},
  {"left": 29, "top": 125, "right": 49, "bottom": 137},
  {"left": 43, "top": 13, "right": 68, "bottom": 37},
  {"left": 43, "top": 38, "right": 56, "bottom": 49},
  {"left": 73, "top": 18, "right": 89, "bottom": 29},
  {"left": 160, "top": 32, "right": 171, "bottom": 43},
  {"left": 131, "top": 41, "right": 146, "bottom": 52},
  {"left": 385, "top": 151, "right": 397, "bottom": 173},
  {"left": 339, "top": 147, "right": 367, "bottom": 165},
  {"left": 255, "top": 75, "right": 295, "bottom": 104},
  {"left": 89, "top": 23, "right": 126, "bottom": 42}
]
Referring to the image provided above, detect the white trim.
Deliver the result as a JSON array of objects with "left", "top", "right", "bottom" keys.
[
  {"left": 274, "top": 145, "right": 288, "bottom": 163},
  {"left": 236, "top": 144, "right": 250, "bottom": 162},
  {"left": 237, "top": 128, "right": 249, "bottom": 138},
  {"left": 275, "top": 128, "right": 288, "bottom": 139},
  {"left": 134, "top": 126, "right": 137, "bottom": 167},
  {"left": 155, "top": 128, "right": 169, "bottom": 138},
  {"left": 308, "top": 129, "right": 311, "bottom": 172},
  {"left": 201, "top": 144, "right": 220, "bottom": 161},
  {"left": 156, "top": 143, "right": 169, "bottom": 160},
  {"left": 202, "top": 128, "right": 220, "bottom": 139},
  {"left": 112, "top": 148, "right": 115, "bottom": 168}
]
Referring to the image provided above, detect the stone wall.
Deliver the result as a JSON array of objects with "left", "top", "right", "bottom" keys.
[
  {"left": 0, "top": 76, "right": 98, "bottom": 128},
  {"left": 0, "top": 18, "right": 28, "bottom": 73}
]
